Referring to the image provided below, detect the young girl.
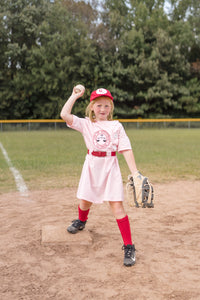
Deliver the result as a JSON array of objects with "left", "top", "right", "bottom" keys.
[{"left": 60, "top": 87, "right": 138, "bottom": 267}]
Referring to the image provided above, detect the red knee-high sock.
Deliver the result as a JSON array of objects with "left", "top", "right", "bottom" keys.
[
  {"left": 78, "top": 206, "right": 90, "bottom": 222},
  {"left": 116, "top": 215, "right": 133, "bottom": 246}
]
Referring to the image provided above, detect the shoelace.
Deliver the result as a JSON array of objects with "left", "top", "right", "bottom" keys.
[
  {"left": 122, "top": 245, "right": 135, "bottom": 257},
  {"left": 72, "top": 219, "right": 83, "bottom": 228},
  {"left": 125, "top": 247, "right": 133, "bottom": 258}
]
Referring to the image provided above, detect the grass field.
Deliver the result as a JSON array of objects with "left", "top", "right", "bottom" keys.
[{"left": 0, "top": 128, "right": 200, "bottom": 194}]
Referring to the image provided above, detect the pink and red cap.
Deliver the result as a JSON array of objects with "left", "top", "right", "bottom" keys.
[{"left": 90, "top": 88, "right": 113, "bottom": 102}]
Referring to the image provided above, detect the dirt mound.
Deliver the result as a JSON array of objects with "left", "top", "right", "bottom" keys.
[{"left": 0, "top": 181, "right": 199, "bottom": 299}]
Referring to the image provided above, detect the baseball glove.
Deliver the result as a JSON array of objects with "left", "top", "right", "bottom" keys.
[{"left": 126, "top": 171, "right": 154, "bottom": 208}]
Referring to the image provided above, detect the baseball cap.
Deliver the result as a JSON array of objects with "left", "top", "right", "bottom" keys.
[{"left": 90, "top": 88, "right": 113, "bottom": 102}]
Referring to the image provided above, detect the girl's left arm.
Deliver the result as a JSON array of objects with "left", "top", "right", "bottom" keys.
[{"left": 122, "top": 149, "right": 138, "bottom": 176}]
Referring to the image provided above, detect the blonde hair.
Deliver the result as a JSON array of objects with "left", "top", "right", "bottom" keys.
[{"left": 85, "top": 97, "right": 114, "bottom": 122}]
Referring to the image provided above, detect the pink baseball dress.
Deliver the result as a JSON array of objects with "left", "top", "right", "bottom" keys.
[{"left": 67, "top": 115, "right": 132, "bottom": 204}]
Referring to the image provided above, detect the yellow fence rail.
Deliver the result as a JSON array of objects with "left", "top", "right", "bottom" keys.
[
  {"left": 119, "top": 118, "right": 200, "bottom": 123},
  {"left": 0, "top": 118, "right": 200, "bottom": 123}
]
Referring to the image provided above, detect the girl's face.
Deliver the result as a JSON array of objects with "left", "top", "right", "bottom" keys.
[{"left": 91, "top": 97, "right": 112, "bottom": 121}]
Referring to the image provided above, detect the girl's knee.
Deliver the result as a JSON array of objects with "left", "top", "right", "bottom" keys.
[
  {"left": 79, "top": 199, "right": 92, "bottom": 211},
  {"left": 109, "top": 201, "right": 126, "bottom": 219}
]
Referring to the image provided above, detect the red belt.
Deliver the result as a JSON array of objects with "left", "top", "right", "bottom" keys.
[{"left": 87, "top": 150, "right": 116, "bottom": 157}]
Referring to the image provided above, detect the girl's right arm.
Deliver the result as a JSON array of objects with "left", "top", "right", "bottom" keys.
[{"left": 60, "top": 87, "right": 85, "bottom": 125}]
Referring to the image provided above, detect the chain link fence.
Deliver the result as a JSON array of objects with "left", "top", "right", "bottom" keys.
[{"left": 0, "top": 119, "right": 200, "bottom": 131}]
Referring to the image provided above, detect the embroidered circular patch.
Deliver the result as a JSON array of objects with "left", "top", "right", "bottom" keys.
[
  {"left": 96, "top": 88, "right": 107, "bottom": 95},
  {"left": 93, "top": 130, "right": 110, "bottom": 149}
]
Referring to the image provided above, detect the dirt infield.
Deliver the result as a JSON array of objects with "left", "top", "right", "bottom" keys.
[{"left": 0, "top": 181, "right": 199, "bottom": 300}]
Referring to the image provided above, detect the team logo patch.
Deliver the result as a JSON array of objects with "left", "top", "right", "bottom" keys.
[
  {"left": 96, "top": 88, "right": 107, "bottom": 95},
  {"left": 93, "top": 130, "right": 110, "bottom": 149}
]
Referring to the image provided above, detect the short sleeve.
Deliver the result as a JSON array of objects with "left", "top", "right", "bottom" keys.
[
  {"left": 118, "top": 123, "right": 132, "bottom": 152},
  {"left": 67, "top": 115, "right": 86, "bottom": 133}
]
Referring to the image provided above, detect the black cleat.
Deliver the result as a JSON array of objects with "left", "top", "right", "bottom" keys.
[
  {"left": 67, "top": 219, "right": 86, "bottom": 234},
  {"left": 122, "top": 244, "right": 136, "bottom": 266}
]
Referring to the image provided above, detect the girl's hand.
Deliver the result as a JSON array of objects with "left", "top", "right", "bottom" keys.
[
  {"left": 60, "top": 84, "right": 85, "bottom": 124},
  {"left": 132, "top": 170, "right": 139, "bottom": 178},
  {"left": 72, "top": 84, "right": 85, "bottom": 98}
]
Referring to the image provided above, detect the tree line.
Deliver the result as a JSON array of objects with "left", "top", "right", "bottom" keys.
[{"left": 0, "top": 0, "right": 200, "bottom": 119}]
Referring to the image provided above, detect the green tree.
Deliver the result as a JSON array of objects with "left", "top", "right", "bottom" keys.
[
  {"left": 0, "top": 0, "right": 98, "bottom": 119},
  {"left": 1, "top": 0, "right": 199, "bottom": 119},
  {"left": 0, "top": 0, "right": 50, "bottom": 119},
  {"left": 97, "top": 0, "right": 199, "bottom": 117},
  {"left": 167, "top": 0, "right": 200, "bottom": 61}
]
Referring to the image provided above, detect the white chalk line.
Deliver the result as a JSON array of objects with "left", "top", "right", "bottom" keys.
[{"left": 0, "top": 142, "right": 29, "bottom": 198}]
